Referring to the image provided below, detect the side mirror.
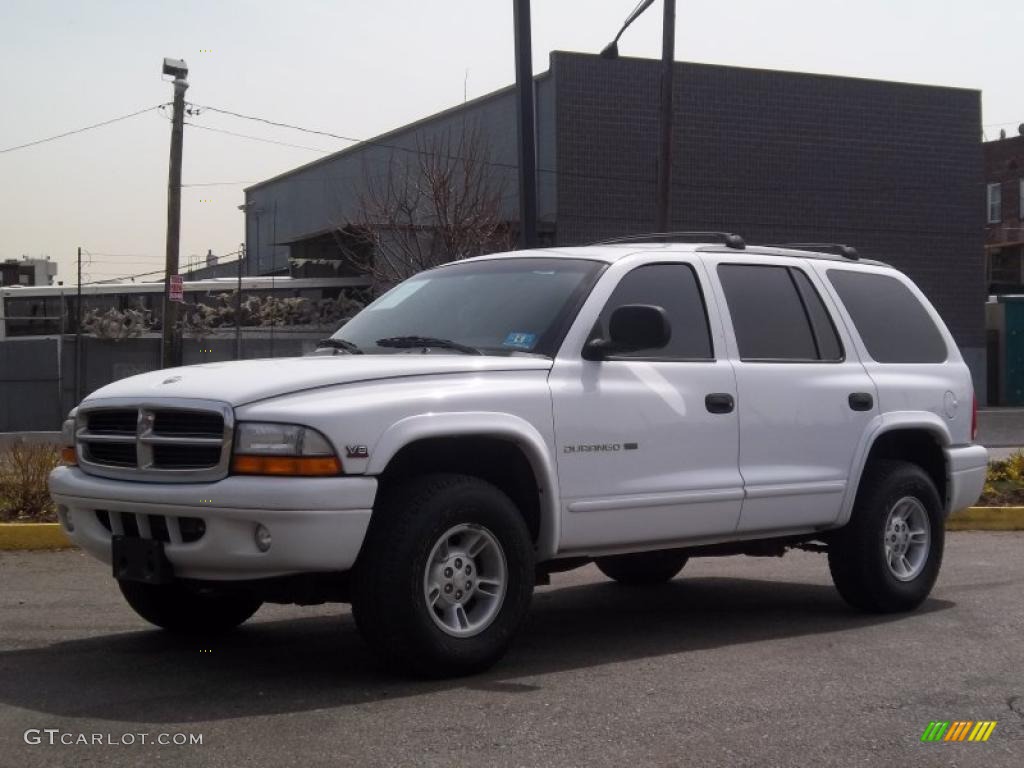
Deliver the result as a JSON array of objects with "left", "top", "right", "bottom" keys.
[{"left": 583, "top": 304, "right": 671, "bottom": 360}]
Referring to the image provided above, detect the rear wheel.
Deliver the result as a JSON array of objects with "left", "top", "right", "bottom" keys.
[
  {"left": 828, "top": 460, "right": 944, "bottom": 612},
  {"left": 596, "top": 550, "right": 689, "bottom": 585},
  {"left": 118, "top": 580, "right": 262, "bottom": 633},
  {"left": 351, "top": 474, "right": 535, "bottom": 677}
]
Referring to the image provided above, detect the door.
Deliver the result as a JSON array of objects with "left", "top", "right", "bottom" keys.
[
  {"left": 550, "top": 260, "right": 744, "bottom": 553},
  {"left": 710, "top": 259, "right": 878, "bottom": 532}
]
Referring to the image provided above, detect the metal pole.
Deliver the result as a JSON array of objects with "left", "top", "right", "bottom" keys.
[
  {"left": 235, "top": 242, "right": 244, "bottom": 360},
  {"left": 270, "top": 201, "right": 277, "bottom": 358},
  {"left": 75, "top": 246, "right": 82, "bottom": 402},
  {"left": 655, "top": 0, "right": 676, "bottom": 232},
  {"left": 57, "top": 285, "right": 64, "bottom": 422},
  {"left": 161, "top": 70, "right": 188, "bottom": 368},
  {"left": 513, "top": 0, "right": 538, "bottom": 249},
  {"left": 255, "top": 212, "right": 261, "bottom": 276}
]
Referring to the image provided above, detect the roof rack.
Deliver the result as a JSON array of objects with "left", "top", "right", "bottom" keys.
[
  {"left": 594, "top": 232, "right": 746, "bottom": 250},
  {"left": 776, "top": 243, "right": 860, "bottom": 261}
]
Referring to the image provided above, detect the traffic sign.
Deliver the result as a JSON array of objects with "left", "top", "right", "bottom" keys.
[{"left": 169, "top": 274, "right": 184, "bottom": 302}]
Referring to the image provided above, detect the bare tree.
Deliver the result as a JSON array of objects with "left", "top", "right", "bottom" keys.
[{"left": 336, "top": 123, "right": 513, "bottom": 287}]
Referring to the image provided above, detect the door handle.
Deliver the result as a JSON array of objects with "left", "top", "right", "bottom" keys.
[
  {"left": 705, "top": 393, "right": 735, "bottom": 414},
  {"left": 848, "top": 392, "right": 874, "bottom": 411}
]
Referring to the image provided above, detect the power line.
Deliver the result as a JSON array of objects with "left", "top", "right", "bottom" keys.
[
  {"left": 182, "top": 180, "right": 259, "bottom": 187},
  {"left": 0, "top": 106, "right": 164, "bottom": 155},
  {"left": 191, "top": 104, "right": 363, "bottom": 145},
  {"left": 186, "top": 102, "right": 995, "bottom": 195},
  {"left": 81, "top": 257, "right": 158, "bottom": 264},
  {"left": 183, "top": 121, "right": 334, "bottom": 154},
  {"left": 83, "top": 249, "right": 244, "bottom": 284},
  {"left": 189, "top": 101, "right": 526, "bottom": 174}
]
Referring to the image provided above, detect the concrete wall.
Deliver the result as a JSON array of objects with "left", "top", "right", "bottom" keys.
[{"left": 552, "top": 52, "right": 986, "bottom": 396}]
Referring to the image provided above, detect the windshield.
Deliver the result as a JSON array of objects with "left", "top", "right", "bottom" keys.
[{"left": 331, "top": 257, "right": 604, "bottom": 357}]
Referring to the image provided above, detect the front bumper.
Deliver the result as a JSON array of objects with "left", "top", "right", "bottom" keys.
[
  {"left": 48, "top": 466, "right": 377, "bottom": 580},
  {"left": 945, "top": 443, "right": 988, "bottom": 514}
]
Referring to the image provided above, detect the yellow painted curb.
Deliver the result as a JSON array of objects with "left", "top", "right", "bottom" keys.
[
  {"left": 0, "top": 523, "right": 73, "bottom": 550},
  {"left": 947, "top": 506, "right": 1024, "bottom": 531}
]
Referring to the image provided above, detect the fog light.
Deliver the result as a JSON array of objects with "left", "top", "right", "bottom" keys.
[{"left": 254, "top": 524, "right": 272, "bottom": 552}]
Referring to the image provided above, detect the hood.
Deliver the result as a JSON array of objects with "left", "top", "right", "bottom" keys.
[{"left": 84, "top": 354, "right": 553, "bottom": 407}]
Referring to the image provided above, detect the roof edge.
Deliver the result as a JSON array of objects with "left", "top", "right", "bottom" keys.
[{"left": 245, "top": 68, "right": 553, "bottom": 194}]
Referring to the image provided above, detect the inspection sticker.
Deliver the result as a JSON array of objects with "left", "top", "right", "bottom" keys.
[{"left": 502, "top": 332, "right": 537, "bottom": 350}]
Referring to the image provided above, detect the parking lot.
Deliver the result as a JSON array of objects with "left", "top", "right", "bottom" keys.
[{"left": 1, "top": 533, "right": 1021, "bottom": 767}]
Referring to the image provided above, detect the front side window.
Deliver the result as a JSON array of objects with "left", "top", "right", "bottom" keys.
[
  {"left": 593, "top": 263, "right": 714, "bottom": 360},
  {"left": 988, "top": 182, "right": 1002, "bottom": 224},
  {"left": 827, "top": 269, "right": 948, "bottom": 364},
  {"left": 332, "top": 257, "right": 604, "bottom": 357},
  {"left": 717, "top": 264, "right": 841, "bottom": 362}
]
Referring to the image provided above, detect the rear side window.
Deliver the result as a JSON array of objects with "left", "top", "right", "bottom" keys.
[
  {"left": 827, "top": 270, "right": 947, "bottom": 364},
  {"left": 596, "top": 263, "right": 713, "bottom": 360},
  {"left": 717, "top": 264, "right": 841, "bottom": 361}
]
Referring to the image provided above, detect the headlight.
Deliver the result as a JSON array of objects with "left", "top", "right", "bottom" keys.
[
  {"left": 60, "top": 409, "right": 78, "bottom": 466},
  {"left": 232, "top": 422, "right": 341, "bottom": 476}
]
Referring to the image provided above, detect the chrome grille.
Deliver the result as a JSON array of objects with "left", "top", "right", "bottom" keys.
[
  {"left": 87, "top": 410, "right": 137, "bottom": 434},
  {"left": 76, "top": 399, "right": 233, "bottom": 483},
  {"left": 85, "top": 442, "right": 136, "bottom": 467}
]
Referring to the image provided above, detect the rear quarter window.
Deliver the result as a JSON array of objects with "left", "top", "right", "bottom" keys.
[{"left": 827, "top": 270, "right": 948, "bottom": 364}]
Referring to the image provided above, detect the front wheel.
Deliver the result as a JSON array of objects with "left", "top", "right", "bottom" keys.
[
  {"left": 351, "top": 474, "right": 535, "bottom": 677},
  {"left": 828, "top": 460, "right": 944, "bottom": 613},
  {"left": 118, "top": 580, "right": 262, "bottom": 633}
]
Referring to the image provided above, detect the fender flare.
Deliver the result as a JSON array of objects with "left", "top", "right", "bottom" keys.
[
  {"left": 366, "top": 411, "right": 562, "bottom": 559},
  {"left": 838, "top": 411, "right": 953, "bottom": 526}
]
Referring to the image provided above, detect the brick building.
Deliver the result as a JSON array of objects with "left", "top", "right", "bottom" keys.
[
  {"left": 236, "top": 51, "right": 986, "bottom": 390},
  {"left": 984, "top": 131, "right": 1024, "bottom": 293}
]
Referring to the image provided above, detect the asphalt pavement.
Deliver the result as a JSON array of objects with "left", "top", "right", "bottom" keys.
[{"left": 1, "top": 534, "right": 1022, "bottom": 767}]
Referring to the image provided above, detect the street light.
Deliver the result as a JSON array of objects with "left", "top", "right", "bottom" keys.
[
  {"left": 600, "top": 0, "right": 676, "bottom": 232},
  {"left": 600, "top": 0, "right": 656, "bottom": 59}
]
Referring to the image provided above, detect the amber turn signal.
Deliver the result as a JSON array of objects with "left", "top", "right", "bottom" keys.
[
  {"left": 231, "top": 454, "right": 341, "bottom": 477},
  {"left": 60, "top": 446, "right": 77, "bottom": 466}
]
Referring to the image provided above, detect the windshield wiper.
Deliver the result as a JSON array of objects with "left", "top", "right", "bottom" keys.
[
  {"left": 316, "top": 338, "right": 363, "bottom": 354},
  {"left": 375, "top": 336, "right": 483, "bottom": 356}
]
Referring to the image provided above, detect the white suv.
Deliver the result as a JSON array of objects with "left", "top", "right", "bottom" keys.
[{"left": 49, "top": 235, "right": 988, "bottom": 676}]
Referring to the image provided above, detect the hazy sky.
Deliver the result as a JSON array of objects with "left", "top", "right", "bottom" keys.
[{"left": 1, "top": 0, "right": 1021, "bottom": 284}]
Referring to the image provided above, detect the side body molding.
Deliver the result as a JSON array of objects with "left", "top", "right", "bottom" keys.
[{"left": 366, "top": 412, "right": 562, "bottom": 559}]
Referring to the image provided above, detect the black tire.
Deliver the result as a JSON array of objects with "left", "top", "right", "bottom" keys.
[
  {"left": 828, "top": 460, "right": 944, "bottom": 613},
  {"left": 595, "top": 549, "right": 689, "bottom": 585},
  {"left": 118, "top": 580, "right": 262, "bottom": 633},
  {"left": 351, "top": 473, "right": 535, "bottom": 678}
]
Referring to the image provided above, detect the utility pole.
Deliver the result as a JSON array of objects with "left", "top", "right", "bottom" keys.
[
  {"left": 75, "top": 246, "right": 82, "bottom": 403},
  {"left": 235, "top": 242, "right": 244, "bottom": 360},
  {"left": 655, "top": 0, "right": 676, "bottom": 232},
  {"left": 513, "top": 0, "right": 538, "bottom": 249},
  {"left": 161, "top": 58, "right": 188, "bottom": 368}
]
